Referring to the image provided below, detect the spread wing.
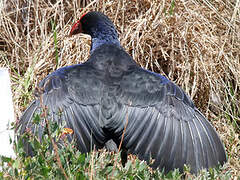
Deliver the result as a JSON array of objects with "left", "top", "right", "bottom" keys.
[
  {"left": 18, "top": 64, "right": 108, "bottom": 155},
  {"left": 114, "top": 68, "right": 226, "bottom": 173},
  {"left": 18, "top": 60, "right": 226, "bottom": 173}
]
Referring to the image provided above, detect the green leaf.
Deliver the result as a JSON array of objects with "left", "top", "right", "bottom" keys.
[{"left": 51, "top": 20, "right": 59, "bottom": 69}]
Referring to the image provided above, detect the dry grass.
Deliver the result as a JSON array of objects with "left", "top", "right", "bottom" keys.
[{"left": 0, "top": 0, "right": 239, "bottom": 177}]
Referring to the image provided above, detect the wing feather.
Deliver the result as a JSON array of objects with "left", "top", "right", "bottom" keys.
[
  {"left": 115, "top": 68, "right": 226, "bottom": 173},
  {"left": 168, "top": 114, "right": 181, "bottom": 170},
  {"left": 124, "top": 108, "right": 149, "bottom": 150},
  {"left": 18, "top": 65, "right": 107, "bottom": 155},
  {"left": 134, "top": 108, "right": 158, "bottom": 155}
]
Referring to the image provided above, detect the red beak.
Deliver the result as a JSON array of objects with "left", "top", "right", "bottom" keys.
[
  {"left": 69, "top": 13, "right": 88, "bottom": 36},
  {"left": 69, "top": 20, "right": 82, "bottom": 36}
]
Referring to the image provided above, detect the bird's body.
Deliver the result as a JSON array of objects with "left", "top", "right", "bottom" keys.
[{"left": 18, "top": 11, "right": 226, "bottom": 174}]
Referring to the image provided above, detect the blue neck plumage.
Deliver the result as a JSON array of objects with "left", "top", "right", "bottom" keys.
[
  {"left": 91, "top": 38, "right": 121, "bottom": 54},
  {"left": 89, "top": 26, "right": 121, "bottom": 54}
]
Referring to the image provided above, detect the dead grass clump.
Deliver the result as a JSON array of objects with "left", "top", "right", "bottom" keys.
[{"left": 0, "top": 0, "right": 239, "bottom": 177}]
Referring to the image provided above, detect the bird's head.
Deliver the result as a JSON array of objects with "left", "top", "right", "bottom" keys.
[
  {"left": 69, "top": 11, "right": 118, "bottom": 37},
  {"left": 69, "top": 11, "right": 120, "bottom": 52}
]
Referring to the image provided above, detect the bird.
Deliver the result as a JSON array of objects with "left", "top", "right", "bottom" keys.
[{"left": 18, "top": 11, "right": 227, "bottom": 174}]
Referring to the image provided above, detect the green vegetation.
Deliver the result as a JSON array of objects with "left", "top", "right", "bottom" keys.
[{"left": 0, "top": 116, "right": 229, "bottom": 179}]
